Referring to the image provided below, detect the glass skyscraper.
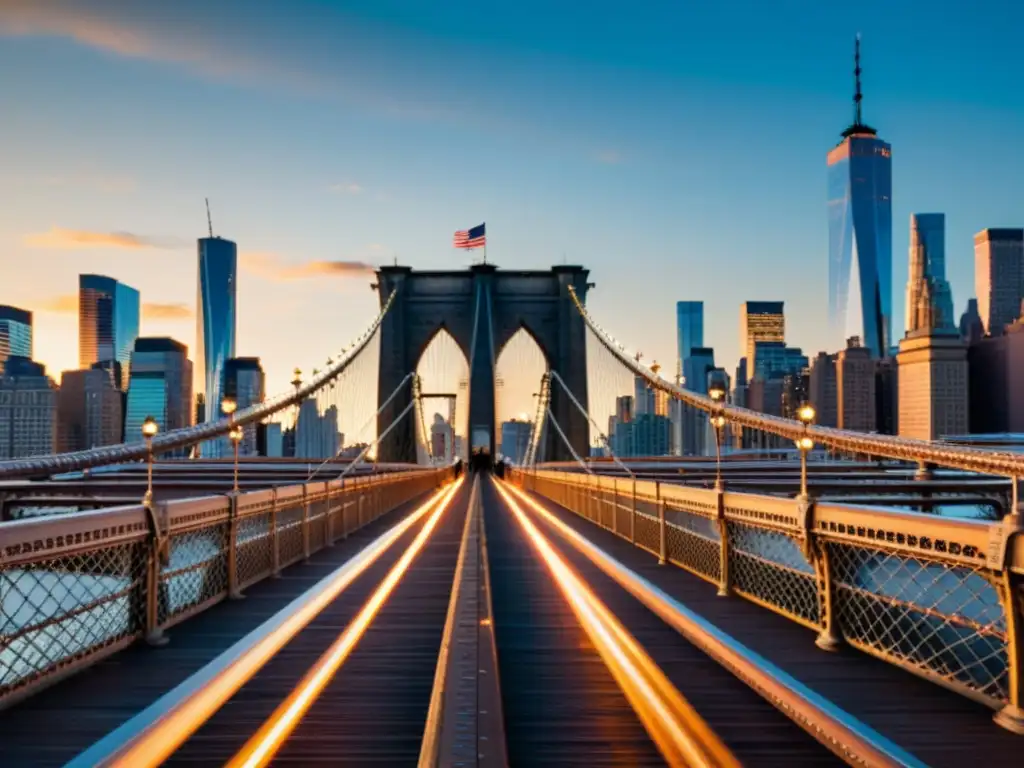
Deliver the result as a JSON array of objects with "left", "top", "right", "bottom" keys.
[
  {"left": 675, "top": 301, "right": 704, "bottom": 386},
  {"left": 906, "top": 213, "right": 954, "bottom": 331},
  {"left": 196, "top": 236, "right": 238, "bottom": 457},
  {"left": 827, "top": 36, "right": 892, "bottom": 358},
  {"left": 124, "top": 337, "right": 193, "bottom": 453},
  {"left": 0, "top": 305, "right": 32, "bottom": 373},
  {"left": 79, "top": 274, "right": 140, "bottom": 390}
]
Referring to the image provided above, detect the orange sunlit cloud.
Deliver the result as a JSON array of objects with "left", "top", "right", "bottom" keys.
[
  {"left": 36, "top": 294, "right": 192, "bottom": 321},
  {"left": 240, "top": 252, "right": 376, "bottom": 281},
  {"left": 23, "top": 227, "right": 184, "bottom": 250}
]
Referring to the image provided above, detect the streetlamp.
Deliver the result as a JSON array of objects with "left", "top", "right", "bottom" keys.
[
  {"left": 142, "top": 416, "right": 159, "bottom": 506},
  {"left": 796, "top": 402, "right": 816, "bottom": 499},
  {"left": 707, "top": 378, "right": 728, "bottom": 489},
  {"left": 221, "top": 396, "right": 237, "bottom": 421},
  {"left": 228, "top": 425, "right": 244, "bottom": 493}
]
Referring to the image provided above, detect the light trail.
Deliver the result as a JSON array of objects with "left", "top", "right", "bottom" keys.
[
  {"left": 502, "top": 480, "right": 928, "bottom": 768},
  {"left": 71, "top": 482, "right": 455, "bottom": 768},
  {"left": 227, "top": 476, "right": 465, "bottom": 768},
  {"left": 493, "top": 478, "right": 739, "bottom": 768}
]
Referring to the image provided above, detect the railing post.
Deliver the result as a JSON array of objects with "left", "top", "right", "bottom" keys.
[
  {"left": 143, "top": 498, "right": 169, "bottom": 647},
  {"left": 324, "top": 482, "right": 334, "bottom": 547},
  {"left": 630, "top": 477, "right": 637, "bottom": 544},
  {"left": 994, "top": 477, "right": 1024, "bottom": 732},
  {"left": 302, "top": 485, "right": 311, "bottom": 562},
  {"left": 340, "top": 479, "right": 349, "bottom": 540},
  {"left": 270, "top": 487, "right": 281, "bottom": 578},
  {"left": 227, "top": 493, "right": 244, "bottom": 600},
  {"left": 715, "top": 488, "right": 729, "bottom": 597},
  {"left": 657, "top": 481, "right": 666, "bottom": 565}
]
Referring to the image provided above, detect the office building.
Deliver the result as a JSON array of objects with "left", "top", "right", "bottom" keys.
[
  {"left": 897, "top": 331, "right": 968, "bottom": 441},
  {"left": 682, "top": 347, "right": 715, "bottom": 455},
  {"left": 740, "top": 302, "right": 785, "bottom": 366},
  {"left": 875, "top": 357, "right": 898, "bottom": 435},
  {"left": 500, "top": 418, "right": 532, "bottom": 464},
  {"left": 78, "top": 275, "right": 140, "bottom": 390},
  {"left": 0, "top": 306, "right": 32, "bottom": 374},
  {"left": 974, "top": 229, "right": 1024, "bottom": 336},
  {"left": 57, "top": 365, "right": 123, "bottom": 451},
  {"left": 750, "top": 341, "right": 807, "bottom": 382},
  {"left": 905, "top": 214, "right": 954, "bottom": 332},
  {"left": 809, "top": 352, "right": 838, "bottom": 428},
  {"left": 836, "top": 337, "right": 876, "bottom": 431},
  {"left": 827, "top": 36, "right": 892, "bottom": 357},
  {"left": 196, "top": 235, "right": 238, "bottom": 457},
  {"left": 676, "top": 302, "right": 704, "bottom": 385},
  {"left": 294, "top": 399, "right": 341, "bottom": 459},
  {"left": 224, "top": 357, "right": 265, "bottom": 457},
  {"left": 259, "top": 422, "right": 284, "bottom": 457},
  {"left": 781, "top": 369, "right": 810, "bottom": 421},
  {"left": 968, "top": 318, "right": 1024, "bottom": 434},
  {"left": 124, "top": 338, "right": 193, "bottom": 450},
  {"left": 0, "top": 357, "right": 58, "bottom": 459}
]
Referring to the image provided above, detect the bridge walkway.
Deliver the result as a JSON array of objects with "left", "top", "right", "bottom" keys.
[
  {"left": 0, "top": 492, "right": 446, "bottom": 767},
  {"left": 482, "top": 475, "right": 842, "bottom": 766},
  {"left": 517, "top": 483, "right": 1021, "bottom": 768}
]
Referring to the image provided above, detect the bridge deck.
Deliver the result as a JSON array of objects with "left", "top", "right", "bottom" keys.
[
  {"left": 0, "top": 493, "right": 440, "bottom": 767},
  {"left": 520, "top": 486, "right": 1022, "bottom": 768}
]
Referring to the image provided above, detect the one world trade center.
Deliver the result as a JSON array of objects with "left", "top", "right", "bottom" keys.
[{"left": 827, "top": 35, "right": 892, "bottom": 358}]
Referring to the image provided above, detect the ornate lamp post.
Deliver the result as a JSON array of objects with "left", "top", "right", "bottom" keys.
[
  {"left": 708, "top": 379, "right": 728, "bottom": 491},
  {"left": 142, "top": 416, "right": 159, "bottom": 506},
  {"left": 228, "top": 425, "right": 243, "bottom": 493},
  {"left": 796, "top": 403, "right": 816, "bottom": 499}
]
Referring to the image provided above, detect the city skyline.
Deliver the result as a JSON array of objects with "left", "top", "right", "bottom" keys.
[{"left": 2, "top": 2, "right": 1023, "bottom": 394}]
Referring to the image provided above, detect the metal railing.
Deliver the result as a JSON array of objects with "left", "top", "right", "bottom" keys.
[
  {"left": 509, "top": 467, "right": 1024, "bottom": 733},
  {"left": 0, "top": 465, "right": 453, "bottom": 709}
]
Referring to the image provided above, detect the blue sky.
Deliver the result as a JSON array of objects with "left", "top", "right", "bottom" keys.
[{"left": 1, "top": 0, "right": 1022, "bottom": 404}]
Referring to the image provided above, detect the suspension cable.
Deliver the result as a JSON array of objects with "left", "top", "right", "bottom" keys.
[
  {"left": 339, "top": 398, "right": 419, "bottom": 480},
  {"left": 546, "top": 405, "right": 593, "bottom": 474},
  {"left": 305, "top": 373, "right": 416, "bottom": 481},
  {"left": 548, "top": 369, "right": 634, "bottom": 478}
]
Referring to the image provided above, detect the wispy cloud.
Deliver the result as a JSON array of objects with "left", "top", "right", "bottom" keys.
[
  {"left": 328, "top": 182, "right": 363, "bottom": 195},
  {"left": 143, "top": 302, "right": 192, "bottom": 320},
  {"left": 594, "top": 149, "right": 624, "bottom": 165},
  {"left": 36, "top": 294, "right": 192, "bottom": 321},
  {"left": 24, "top": 227, "right": 185, "bottom": 249},
  {"left": 241, "top": 252, "right": 376, "bottom": 281}
]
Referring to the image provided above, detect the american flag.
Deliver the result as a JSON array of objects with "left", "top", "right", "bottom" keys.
[{"left": 453, "top": 223, "right": 486, "bottom": 249}]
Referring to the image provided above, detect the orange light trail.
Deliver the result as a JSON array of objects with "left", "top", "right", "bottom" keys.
[
  {"left": 227, "top": 476, "right": 464, "bottom": 768},
  {"left": 494, "top": 478, "right": 738, "bottom": 768},
  {"left": 95, "top": 483, "right": 453, "bottom": 768}
]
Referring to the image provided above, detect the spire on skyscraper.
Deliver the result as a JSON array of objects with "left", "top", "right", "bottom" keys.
[{"left": 842, "top": 34, "right": 877, "bottom": 138}]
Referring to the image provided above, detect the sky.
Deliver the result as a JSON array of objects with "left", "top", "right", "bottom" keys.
[{"left": 2, "top": 0, "right": 1023, "bottom": 411}]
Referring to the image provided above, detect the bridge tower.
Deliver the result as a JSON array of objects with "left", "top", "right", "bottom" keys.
[{"left": 375, "top": 263, "right": 590, "bottom": 463}]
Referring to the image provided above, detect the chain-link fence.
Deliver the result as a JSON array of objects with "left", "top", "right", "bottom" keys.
[
  {"left": 511, "top": 467, "right": 1024, "bottom": 723},
  {"left": 0, "top": 467, "right": 452, "bottom": 708}
]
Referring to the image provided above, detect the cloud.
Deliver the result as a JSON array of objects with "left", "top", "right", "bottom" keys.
[
  {"left": 23, "top": 227, "right": 185, "bottom": 249},
  {"left": 594, "top": 149, "right": 623, "bottom": 165},
  {"left": 37, "top": 294, "right": 78, "bottom": 314},
  {"left": 241, "top": 251, "right": 376, "bottom": 281},
  {"left": 328, "top": 182, "right": 362, "bottom": 195},
  {"left": 34, "top": 295, "right": 192, "bottom": 321},
  {"left": 143, "top": 302, "right": 192, "bottom": 320}
]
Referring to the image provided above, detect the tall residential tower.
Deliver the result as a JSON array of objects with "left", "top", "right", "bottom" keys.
[{"left": 827, "top": 36, "right": 892, "bottom": 357}]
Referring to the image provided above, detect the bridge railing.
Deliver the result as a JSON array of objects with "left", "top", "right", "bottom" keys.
[
  {"left": 0, "top": 466, "right": 453, "bottom": 709},
  {"left": 510, "top": 467, "right": 1024, "bottom": 731}
]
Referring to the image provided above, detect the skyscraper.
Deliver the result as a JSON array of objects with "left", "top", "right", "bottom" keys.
[
  {"left": 906, "top": 214, "right": 954, "bottom": 332},
  {"left": 196, "top": 236, "right": 238, "bottom": 457},
  {"left": 974, "top": 228, "right": 1024, "bottom": 336},
  {"left": 0, "top": 357, "right": 58, "bottom": 459},
  {"left": 827, "top": 36, "right": 892, "bottom": 357},
  {"left": 79, "top": 275, "right": 140, "bottom": 390},
  {"left": 740, "top": 302, "right": 785, "bottom": 369},
  {"left": 836, "top": 337, "right": 876, "bottom": 432},
  {"left": 58, "top": 365, "right": 124, "bottom": 451},
  {"left": 675, "top": 302, "right": 704, "bottom": 385},
  {"left": 124, "top": 338, "right": 193, "bottom": 450},
  {"left": 0, "top": 305, "right": 32, "bottom": 373},
  {"left": 224, "top": 357, "right": 265, "bottom": 457}
]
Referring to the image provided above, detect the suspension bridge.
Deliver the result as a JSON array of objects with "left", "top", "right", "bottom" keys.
[{"left": 1, "top": 263, "right": 1023, "bottom": 766}]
